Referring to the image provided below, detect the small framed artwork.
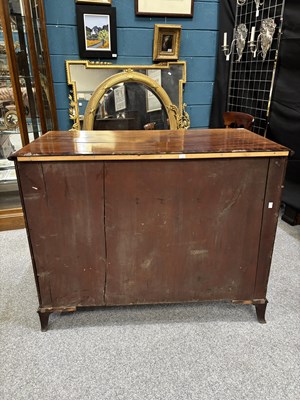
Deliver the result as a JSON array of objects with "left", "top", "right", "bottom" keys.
[
  {"left": 76, "top": 4, "right": 117, "bottom": 59},
  {"left": 146, "top": 69, "right": 162, "bottom": 112},
  {"left": 114, "top": 85, "right": 126, "bottom": 112},
  {"left": 153, "top": 24, "right": 182, "bottom": 62},
  {"left": 135, "top": 0, "right": 194, "bottom": 17},
  {"left": 76, "top": 0, "right": 112, "bottom": 4}
]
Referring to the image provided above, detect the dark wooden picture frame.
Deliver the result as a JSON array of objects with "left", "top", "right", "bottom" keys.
[
  {"left": 76, "top": 4, "right": 117, "bottom": 59},
  {"left": 76, "top": 0, "right": 112, "bottom": 4},
  {"left": 135, "top": 0, "right": 194, "bottom": 17}
]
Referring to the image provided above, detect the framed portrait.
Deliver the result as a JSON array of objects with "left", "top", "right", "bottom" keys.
[
  {"left": 135, "top": 0, "right": 194, "bottom": 17},
  {"left": 76, "top": 0, "right": 112, "bottom": 4},
  {"left": 76, "top": 4, "right": 117, "bottom": 59},
  {"left": 153, "top": 24, "right": 182, "bottom": 62}
]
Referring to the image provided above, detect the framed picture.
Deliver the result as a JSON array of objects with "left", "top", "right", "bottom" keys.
[
  {"left": 153, "top": 24, "right": 182, "bottom": 62},
  {"left": 76, "top": 4, "right": 117, "bottom": 59},
  {"left": 146, "top": 69, "right": 162, "bottom": 112},
  {"left": 135, "top": 0, "right": 194, "bottom": 17},
  {"left": 76, "top": 0, "right": 112, "bottom": 4},
  {"left": 113, "top": 84, "right": 126, "bottom": 112}
]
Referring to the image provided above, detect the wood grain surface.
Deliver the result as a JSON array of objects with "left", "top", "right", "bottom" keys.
[
  {"left": 17, "top": 161, "right": 106, "bottom": 308},
  {"left": 10, "top": 129, "right": 289, "bottom": 159},
  {"left": 104, "top": 158, "right": 269, "bottom": 305}
]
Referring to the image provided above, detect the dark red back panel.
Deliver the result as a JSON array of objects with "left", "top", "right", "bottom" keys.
[
  {"left": 104, "top": 158, "right": 269, "bottom": 305},
  {"left": 18, "top": 161, "right": 106, "bottom": 307}
]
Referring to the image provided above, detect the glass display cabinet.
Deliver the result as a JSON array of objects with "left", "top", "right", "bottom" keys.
[{"left": 0, "top": 0, "right": 57, "bottom": 230}]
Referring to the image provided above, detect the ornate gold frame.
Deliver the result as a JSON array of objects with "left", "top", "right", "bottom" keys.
[
  {"left": 66, "top": 60, "right": 190, "bottom": 130},
  {"left": 153, "top": 24, "right": 182, "bottom": 62},
  {"left": 83, "top": 70, "right": 179, "bottom": 130}
]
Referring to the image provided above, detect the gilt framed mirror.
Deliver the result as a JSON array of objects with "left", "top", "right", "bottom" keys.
[{"left": 66, "top": 60, "right": 190, "bottom": 130}]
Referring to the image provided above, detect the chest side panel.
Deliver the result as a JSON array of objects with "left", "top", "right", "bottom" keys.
[{"left": 254, "top": 157, "right": 288, "bottom": 299}]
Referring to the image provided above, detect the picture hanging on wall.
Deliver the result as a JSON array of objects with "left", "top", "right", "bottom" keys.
[
  {"left": 75, "top": 0, "right": 112, "bottom": 4},
  {"left": 135, "top": 0, "right": 194, "bottom": 17},
  {"left": 153, "top": 24, "right": 182, "bottom": 62},
  {"left": 76, "top": 4, "right": 117, "bottom": 59}
]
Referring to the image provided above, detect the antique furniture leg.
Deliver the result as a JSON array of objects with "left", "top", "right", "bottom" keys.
[
  {"left": 38, "top": 310, "right": 50, "bottom": 332},
  {"left": 255, "top": 300, "right": 268, "bottom": 324}
]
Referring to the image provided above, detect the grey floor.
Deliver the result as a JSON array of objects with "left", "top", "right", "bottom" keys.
[{"left": 0, "top": 218, "right": 299, "bottom": 400}]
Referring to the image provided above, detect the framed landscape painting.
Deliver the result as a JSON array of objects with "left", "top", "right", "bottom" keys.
[{"left": 76, "top": 4, "right": 117, "bottom": 59}]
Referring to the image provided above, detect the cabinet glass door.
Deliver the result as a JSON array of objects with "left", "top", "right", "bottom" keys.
[
  {"left": 0, "top": 6, "right": 25, "bottom": 211},
  {"left": 0, "top": 0, "right": 57, "bottom": 228}
]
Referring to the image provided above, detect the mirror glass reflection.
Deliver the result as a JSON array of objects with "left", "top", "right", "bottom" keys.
[{"left": 92, "top": 82, "right": 169, "bottom": 130}]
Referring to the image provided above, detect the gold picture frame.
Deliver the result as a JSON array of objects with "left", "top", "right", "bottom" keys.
[
  {"left": 153, "top": 24, "right": 182, "bottom": 62},
  {"left": 76, "top": 0, "right": 112, "bottom": 4}
]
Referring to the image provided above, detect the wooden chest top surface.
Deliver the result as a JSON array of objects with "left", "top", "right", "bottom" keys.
[{"left": 11, "top": 129, "right": 289, "bottom": 160}]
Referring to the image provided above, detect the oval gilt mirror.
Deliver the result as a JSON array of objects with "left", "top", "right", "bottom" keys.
[{"left": 83, "top": 70, "right": 179, "bottom": 130}]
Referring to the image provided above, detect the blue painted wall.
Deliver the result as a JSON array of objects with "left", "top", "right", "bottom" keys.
[{"left": 44, "top": 0, "right": 219, "bottom": 130}]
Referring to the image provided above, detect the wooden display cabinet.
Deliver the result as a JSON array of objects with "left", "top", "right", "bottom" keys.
[{"left": 0, "top": 0, "right": 57, "bottom": 231}]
